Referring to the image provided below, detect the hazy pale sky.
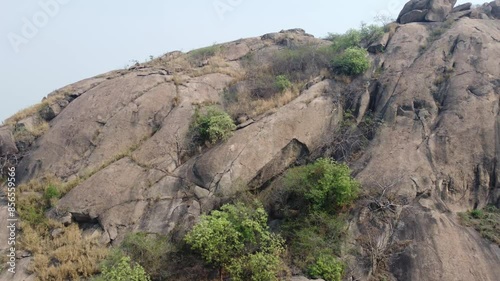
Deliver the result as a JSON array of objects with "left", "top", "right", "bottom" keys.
[{"left": 0, "top": 0, "right": 483, "bottom": 122}]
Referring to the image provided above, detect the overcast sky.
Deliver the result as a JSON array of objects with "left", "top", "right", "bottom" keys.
[{"left": 0, "top": 0, "right": 484, "bottom": 122}]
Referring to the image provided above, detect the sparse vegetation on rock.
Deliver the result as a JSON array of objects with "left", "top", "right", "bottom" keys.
[
  {"left": 2, "top": 4, "right": 500, "bottom": 280},
  {"left": 15, "top": 177, "right": 109, "bottom": 281},
  {"left": 188, "top": 44, "right": 222, "bottom": 65},
  {"left": 460, "top": 206, "right": 500, "bottom": 245},
  {"left": 275, "top": 158, "right": 359, "bottom": 280}
]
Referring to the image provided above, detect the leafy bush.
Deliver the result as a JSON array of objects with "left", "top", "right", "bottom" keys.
[
  {"left": 286, "top": 158, "right": 359, "bottom": 211},
  {"left": 44, "top": 185, "right": 60, "bottom": 200},
  {"left": 328, "top": 23, "right": 384, "bottom": 52},
  {"left": 277, "top": 159, "right": 358, "bottom": 279},
  {"left": 331, "top": 47, "right": 370, "bottom": 76},
  {"left": 191, "top": 106, "right": 236, "bottom": 144},
  {"left": 328, "top": 29, "right": 362, "bottom": 52},
  {"left": 275, "top": 75, "right": 292, "bottom": 92},
  {"left": 44, "top": 184, "right": 61, "bottom": 207},
  {"left": 470, "top": 209, "right": 484, "bottom": 219},
  {"left": 308, "top": 254, "right": 344, "bottom": 281},
  {"left": 97, "top": 256, "right": 151, "bottom": 281},
  {"left": 185, "top": 202, "right": 284, "bottom": 281}
]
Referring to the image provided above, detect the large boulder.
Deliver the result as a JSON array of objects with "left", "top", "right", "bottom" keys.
[
  {"left": 490, "top": 0, "right": 500, "bottom": 18},
  {"left": 397, "top": 0, "right": 458, "bottom": 24},
  {"left": 452, "top": 2, "right": 472, "bottom": 13}
]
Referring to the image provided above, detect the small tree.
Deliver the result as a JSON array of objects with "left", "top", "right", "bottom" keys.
[
  {"left": 185, "top": 202, "right": 284, "bottom": 280},
  {"left": 286, "top": 158, "right": 359, "bottom": 211},
  {"left": 308, "top": 254, "right": 344, "bottom": 281},
  {"left": 98, "top": 256, "right": 151, "bottom": 281},
  {"left": 275, "top": 75, "right": 292, "bottom": 92},
  {"left": 192, "top": 106, "right": 236, "bottom": 144},
  {"left": 328, "top": 23, "right": 384, "bottom": 52},
  {"left": 331, "top": 47, "right": 370, "bottom": 76}
]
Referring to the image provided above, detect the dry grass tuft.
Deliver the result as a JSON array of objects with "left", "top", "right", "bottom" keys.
[
  {"left": 16, "top": 176, "right": 110, "bottom": 281},
  {"left": 31, "top": 121, "right": 50, "bottom": 137},
  {"left": 4, "top": 102, "right": 48, "bottom": 125},
  {"left": 249, "top": 89, "right": 299, "bottom": 116},
  {"left": 4, "top": 87, "right": 72, "bottom": 126},
  {"left": 225, "top": 84, "right": 301, "bottom": 119},
  {"left": 26, "top": 224, "right": 108, "bottom": 281}
]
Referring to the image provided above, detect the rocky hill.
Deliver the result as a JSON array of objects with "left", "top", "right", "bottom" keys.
[{"left": 1, "top": 1, "right": 500, "bottom": 280}]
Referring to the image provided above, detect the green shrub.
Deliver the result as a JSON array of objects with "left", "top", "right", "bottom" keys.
[
  {"left": 308, "top": 254, "right": 344, "bottom": 281},
  {"left": 286, "top": 158, "right": 359, "bottom": 211},
  {"left": 192, "top": 106, "right": 236, "bottom": 144},
  {"left": 96, "top": 256, "right": 151, "bottom": 281},
  {"left": 470, "top": 209, "right": 484, "bottom": 219},
  {"left": 44, "top": 185, "right": 60, "bottom": 201},
  {"left": 275, "top": 75, "right": 292, "bottom": 92},
  {"left": 185, "top": 202, "right": 284, "bottom": 281},
  {"left": 328, "top": 29, "right": 362, "bottom": 52},
  {"left": 331, "top": 47, "right": 370, "bottom": 76},
  {"left": 328, "top": 23, "right": 384, "bottom": 52},
  {"left": 279, "top": 159, "right": 357, "bottom": 279}
]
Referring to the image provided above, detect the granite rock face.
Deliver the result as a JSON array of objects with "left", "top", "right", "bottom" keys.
[
  {"left": 397, "top": 0, "right": 458, "bottom": 23},
  {"left": 2, "top": 6, "right": 500, "bottom": 281}
]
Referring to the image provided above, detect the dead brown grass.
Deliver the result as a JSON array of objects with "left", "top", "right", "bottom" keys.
[
  {"left": 250, "top": 88, "right": 298, "bottom": 116},
  {"left": 4, "top": 102, "right": 48, "bottom": 125},
  {"left": 16, "top": 176, "right": 109, "bottom": 281},
  {"left": 13, "top": 136, "right": 148, "bottom": 280},
  {"left": 26, "top": 224, "right": 108, "bottom": 281},
  {"left": 225, "top": 85, "right": 300, "bottom": 119}
]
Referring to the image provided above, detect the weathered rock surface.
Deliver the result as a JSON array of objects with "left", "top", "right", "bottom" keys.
[
  {"left": 0, "top": 127, "right": 18, "bottom": 156},
  {"left": 346, "top": 17, "right": 500, "bottom": 281},
  {"left": 50, "top": 79, "right": 341, "bottom": 243},
  {"left": 398, "top": 0, "right": 458, "bottom": 24},
  {"left": 3, "top": 9, "right": 500, "bottom": 281},
  {"left": 367, "top": 32, "right": 391, "bottom": 54}
]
